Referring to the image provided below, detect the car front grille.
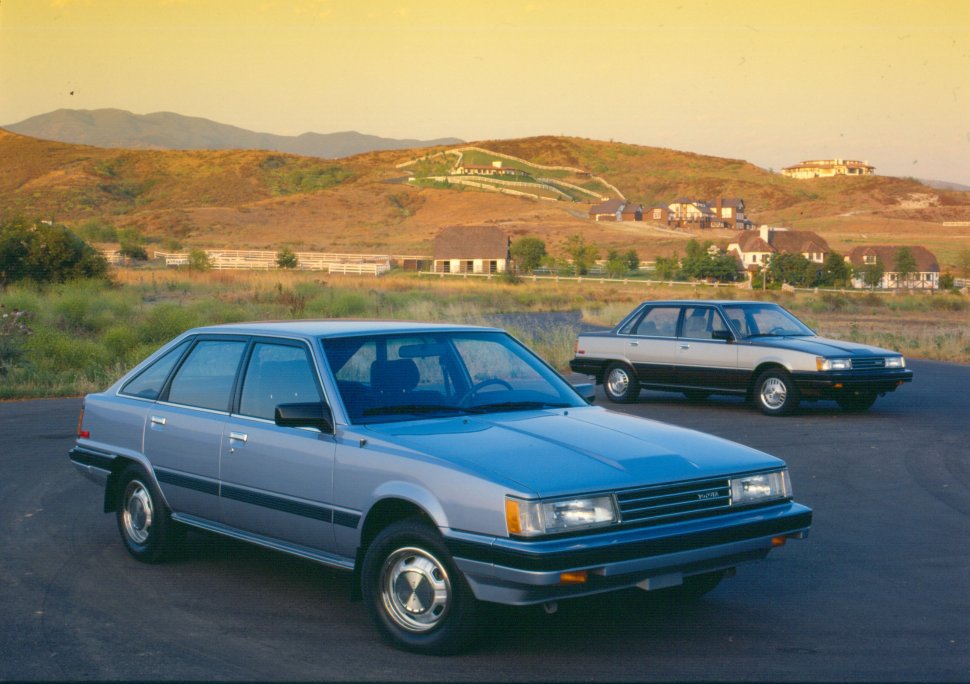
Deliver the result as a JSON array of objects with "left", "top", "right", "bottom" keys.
[
  {"left": 616, "top": 477, "right": 732, "bottom": 527},
  {"left": 852, "top": 357, "right": 887, "bottom": 370}
]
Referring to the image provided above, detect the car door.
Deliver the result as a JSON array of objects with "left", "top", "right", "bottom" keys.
[
  {"left": 624, "top": 305, "right": 680, "bottom": 385},
  {"left": 220, "top": 339, "right": 337, "bottom": 552},
  {"left": 144, "top": 336, "right": 248, "bottom": 521},
  {"left": 675, "top": 305, "right": 743, "bottom": 390}
]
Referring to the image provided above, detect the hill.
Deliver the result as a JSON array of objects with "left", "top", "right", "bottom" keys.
[
  {"left": 3, "top": 108, "right": 464, "bottom": 158},
  {"left": 0, "top": 130, "right": 967, "bottom": 269}
]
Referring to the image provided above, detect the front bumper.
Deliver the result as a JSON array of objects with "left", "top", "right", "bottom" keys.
[
  {"left": 446, "top": 501, "right": 812, "bottom": 605},
  {"left": 791, "top": 368, "right": 913, "bottom": 397}
]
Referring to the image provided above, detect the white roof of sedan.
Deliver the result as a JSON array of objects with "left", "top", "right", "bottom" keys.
[{"left": 190, "top": 319, "right": 501, "bottom": 338}]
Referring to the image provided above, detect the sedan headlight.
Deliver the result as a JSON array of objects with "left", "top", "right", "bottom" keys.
[
  {"left": 817, "top": 357, "right": 852, "bottom": 371},
  {"left": 505, "top": 494, "right": 617, "bottom": 537},
  {"left": 730, "top": 470, "right": 792, "bottom": 506},
  {"left": 884, "top": 356, "right": 906, "bottom": 368}
]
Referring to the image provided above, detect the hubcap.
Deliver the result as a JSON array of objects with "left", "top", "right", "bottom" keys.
[
  {"left": 122, "top": 481, "right": 153, "bottom": 545},
  {"left": 607, "top": 368, "right": 629, "bottom": 397},
  {"left": 380, "top": 547, "right": 451, "bottom": 632},
  {"left": 760, "top": 377, "right": 787, "bottom": 410}
]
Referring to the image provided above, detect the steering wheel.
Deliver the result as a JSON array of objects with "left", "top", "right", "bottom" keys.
[
  {"left": 768, "top": 326, "right": 788, "bottom": 335},
  {"left": 459, "top": 378, "right": 513, "bottom": 405}
]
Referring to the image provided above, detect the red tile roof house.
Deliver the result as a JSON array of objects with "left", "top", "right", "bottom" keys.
[
  {"left": 432, "top": 226, "right": 511, "bottom": 274},
  {"left": 728, "top": 226, "right": 830, "bottom": 274},
  {"left": 846, "top": 245, "right": 940, "bottom": 290}
]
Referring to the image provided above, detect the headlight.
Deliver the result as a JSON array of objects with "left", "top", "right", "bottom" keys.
[
  {"left": 505, "top": 494, "right": 617, "bottom": 537},
  {"left": 885, "top": 356, "right": 905, "bottom": 368},
  {"left": 817, "top": 357, "right": 852, "bottom": 371},
  {"left": 730, "top": 470, "right": 791, "bottom": 506}
]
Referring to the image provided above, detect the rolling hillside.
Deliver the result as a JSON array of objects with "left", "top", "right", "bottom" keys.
[{"left": 1, "top": 129, "right": 967, "bottom": 268}]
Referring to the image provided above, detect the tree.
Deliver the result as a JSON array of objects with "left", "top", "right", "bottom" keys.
[
  {"left": 562, "top": 234, "right": 599, "bottom": 276},
  {"left": 653, "top": 254, "right": 680, "bottom": 281},
  {"left": 857, "top": 257, "right": 885, "bottom": 289},
  {"left": 624, "top": 249, "right": 640, "bottom": 273},
  {"left": 605, "top": 250, "right": 628, "bottom": 278},
  {"left": 0, "top": 217, "right": 108, "bottom": 287},
  {"left": 276, "top": 247, "right": 299, "bottom": 269},
  {"left": 510, "top": 237, "right": 546, "bottom": 274},
  {"left": 957, "top": 248, "right": 970, "bottom": 282},
  {"left": 769, "top": 253, "right": 818, "bottom": 288},
  {"left": 820, "top": 252, "right": 852, "bottom": 288},
  {"left": 188, "top": 249, "right": 212, "bottom": 271},
  {"left": 893, "top": 246, "right": 918, "bottom": 289},
  {"left": 679, "top": 240, "right": 739, "bottom": 282}
]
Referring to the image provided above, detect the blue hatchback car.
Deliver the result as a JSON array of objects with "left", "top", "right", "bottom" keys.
[{"left": 70, "top": 321, "right": 812, "bottom": 654}]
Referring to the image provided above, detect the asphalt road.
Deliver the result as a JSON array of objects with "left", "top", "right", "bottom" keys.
[{"left": 1, "top": 358, "right": 968, "bottom": 680}]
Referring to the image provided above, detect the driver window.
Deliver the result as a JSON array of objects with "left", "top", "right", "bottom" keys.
[
  {"left": 635, "top": 307, "right": 679, "bottom": 337},
  {"left": 239, "top": 343, "right": 320, "bottom": 421}
]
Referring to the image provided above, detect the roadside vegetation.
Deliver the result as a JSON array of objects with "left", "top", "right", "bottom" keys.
[{"left": 1, "top": 266, "right": 967, "bottom": 400}]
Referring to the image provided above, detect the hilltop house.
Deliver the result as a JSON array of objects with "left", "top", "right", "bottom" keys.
[
  {"left": 846, "top": 245, "right": 940, "bottom": 289},
  {"left": 453, "top": 160, "right": 518, "bottom": 177},
  {"left": 667, "top": 199, "right": 716, "bottom": 228},
  {"left": 710, "top": 198, "right": 750, "bottom": 229},
  {"left": 588, "top": 198, "right": 626, "bottom": 222},
  {"left": 432, "top": 226, "right": 510, "bottom": 274},
  {"left": 728, "top": 226, "right": 830, "bottom": 273},
  {"left": 781, "top": 159, "right": 875, "bottom": 179}
]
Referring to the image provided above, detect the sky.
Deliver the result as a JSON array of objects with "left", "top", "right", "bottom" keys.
[{"left": 1, "top": 0, "right": 969, "bottom": 184}]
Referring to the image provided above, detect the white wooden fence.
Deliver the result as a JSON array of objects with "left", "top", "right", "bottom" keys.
[{"left": 152, "top": 250, "right": 396, "bottom": 275}]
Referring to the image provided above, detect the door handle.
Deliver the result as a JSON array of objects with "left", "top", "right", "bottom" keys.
[
  {"left": 679, "top": 344, "right": 691, "bottom": 350},
  {"left": 629, "top": 341, "right": 639, "bottom": 347},
  {"left": 229, "top": 432, "right": 248, "bottom": 443},
  {"left": 150, "top": 416, "right": 166, "bottom": 426}
]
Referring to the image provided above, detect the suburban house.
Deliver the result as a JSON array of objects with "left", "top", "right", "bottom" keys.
[
  {"left": 453, "top": 161, "right": 518, "bottom": 176},
  {"left": 728, "top": 226, "right": 831, "bottom": 272},
  {"left": 667, "top": 199, "right": 716, "bottom": 228},
  {"left": 710, "top": 198, "right": 750, "bottom": 229},
  {"left": 647, "top": 205, "right": 670, "bottom": 222},
  {"left": 845, "top": 245, "right": 940, "bottom": 290},
  {"left": 620, "top": 203, "right": 644, "bottom": 222},
  {"left": 432, "top": 226, "right": 510, "bottom": 274},
  {"left": 781, "top": 159, "right": 875, "bottom": 179},
  {"left": 588, "top": 198, "right": 626, "bottom": 222}
]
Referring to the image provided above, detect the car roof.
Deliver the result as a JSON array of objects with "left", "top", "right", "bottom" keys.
[
  {"left": 636, "top": 300, "right": 773, "bottom": 306},
  {"left": 188, "top": 319, "right": 502, "bottom": 339}
]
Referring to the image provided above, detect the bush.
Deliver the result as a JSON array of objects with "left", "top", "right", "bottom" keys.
[{"left": 0, "top": 217, "right": 108, "bottom": 285}]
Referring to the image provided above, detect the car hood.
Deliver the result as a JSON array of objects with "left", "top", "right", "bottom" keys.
[
  {"left": 748, "top": 335, "right": 899, "bottom": 357},
  {"left": 363, "top": 407, "right": 782, "bottom": 497}
]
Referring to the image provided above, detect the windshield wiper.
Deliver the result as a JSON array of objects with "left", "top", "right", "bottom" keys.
[
  {"left": 362, "top": 404, "right": 472, "bottom": 417},
  {"left": 465, "top": 401, "right": 571, "bottom": 414}
]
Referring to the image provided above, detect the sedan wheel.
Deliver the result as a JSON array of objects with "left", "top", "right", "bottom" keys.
[
  {"left": 362, "top": 518, "right": 478, "bottom": 654},
  {"left": 755, "top": 369, "right": 799, "bottom": 416},
  {"left": 116, "top": 465, "right": 181, "bottom": 563},
  {"left": 604, "top": 363, "right": 640, "bottom": 403}
]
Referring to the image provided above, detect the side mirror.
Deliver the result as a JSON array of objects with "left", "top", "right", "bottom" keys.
[
  {"left": 275, "top": 402, "right": 334, "bottom": 434},
  {"left": 573, "top": 382, "right": 596, "bottom": 404},
  {"left": 712, "top": 330, "right": 734, "bottom": 342}
]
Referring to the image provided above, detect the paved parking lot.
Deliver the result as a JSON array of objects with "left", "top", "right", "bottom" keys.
[{"left": 1, "top": 358, "right": 967, "bottom": 680}]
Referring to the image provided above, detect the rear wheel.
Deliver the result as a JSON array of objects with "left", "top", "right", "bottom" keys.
[
  {"left": 604, "top": 363, "right": 640, "bottom": 403},
  {"left": 754, "top": 369, "right": 799, "bottom": 416},
  {"left": 116, "top": 465, "right": 182, "bottom": 563},
  {"left": 361, "top": 518, "right": 479, "bottom": 655},
  {"left": 837, "top": 391, "right": 877, "bottom": 412}
]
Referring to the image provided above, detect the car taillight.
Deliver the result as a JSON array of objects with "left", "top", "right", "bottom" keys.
[{"left": 77, "top": 404, "right": 90, "bottom": 439}]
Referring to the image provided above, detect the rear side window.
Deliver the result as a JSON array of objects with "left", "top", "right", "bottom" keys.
[
  {"left": 238, "top": 343, "right": 321, "bottom": 420},
  {"left": 166, "top": 339, "right": 247, "bottom": 412},
  {"left": 633, "top": 307, "right": 680, "bottom": 337},
  {"left": 120, "top": 339, "right": 191, "bottom": 400}
]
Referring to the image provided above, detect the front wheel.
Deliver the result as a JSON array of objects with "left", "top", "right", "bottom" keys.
[
  {"left": 754, "top": 369, "right": 799, "bottom": 416},
  {"left": 604, "top": 363, "right": 640, "bottom": 403},
  {"left": 116, "top": 465, "right": 182, "bottom": 563},
  {"left": 361, "top": 518, "right": 479, "bottom": 655}
]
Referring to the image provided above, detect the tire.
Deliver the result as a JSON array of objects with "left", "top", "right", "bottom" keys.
[
  {"left": 603, "top": 363, "right": 640, "bottom": 403},
  {"left": 116, "top": 465, "right": 182, "bottom": 563},
  {"left": 361, "top": 518, "right": 479, "bottom": 655},
  {"left": 837, "top": 391, "right": 877, "bottom": 412},
  {"left": 754, "top": 369, "right": 799, "bottom": 416}
]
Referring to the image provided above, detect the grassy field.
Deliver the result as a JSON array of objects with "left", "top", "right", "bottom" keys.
[{"left": 1, "top": 268, "right": 967, "bottom": 399}]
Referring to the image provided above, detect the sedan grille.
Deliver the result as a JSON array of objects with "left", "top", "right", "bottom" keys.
[
  {"left": 616, "top": 477, "right": 731, "bottom": 527},
  {"left": 852, "top": 357, "right": 886, "bottom": 370}
]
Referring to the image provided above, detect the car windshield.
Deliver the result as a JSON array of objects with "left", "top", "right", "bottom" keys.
[
  {"left": 721, "top": 303, "right": 815, "bottom": 338},
  {"left": 321, "top": 331, "right": 584, "bottom": 424}
]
